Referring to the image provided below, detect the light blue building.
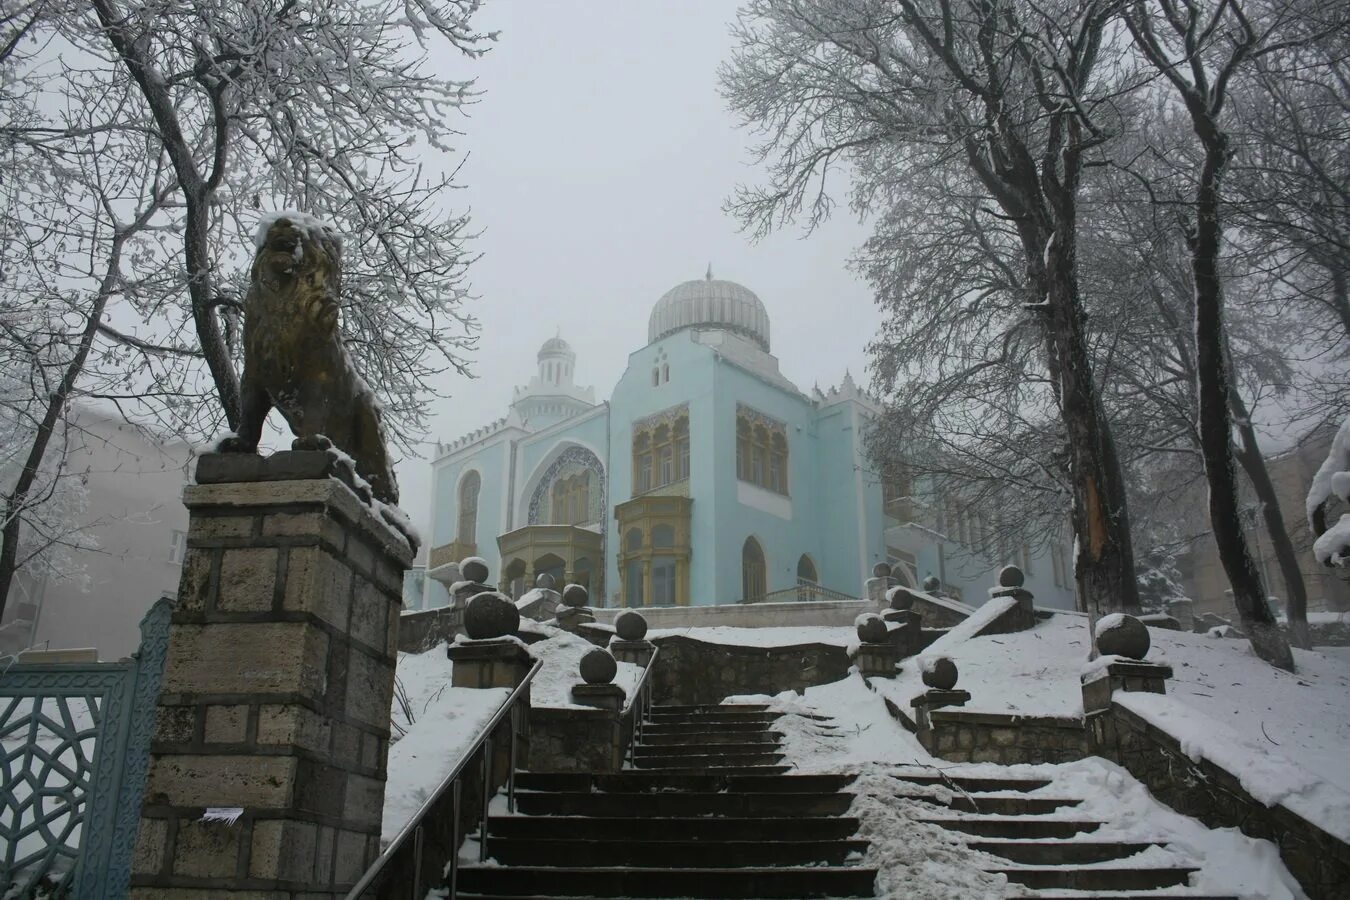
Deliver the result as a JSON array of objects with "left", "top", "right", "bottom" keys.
[{"left": 424, "top": 273, "right": 1076, "bottom": 611}]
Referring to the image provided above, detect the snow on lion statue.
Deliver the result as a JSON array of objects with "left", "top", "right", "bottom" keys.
[{"left": 218, "top": 213, "right": 399, "bottom": 506}]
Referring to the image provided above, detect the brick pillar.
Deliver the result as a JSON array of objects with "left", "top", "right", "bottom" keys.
[{"left": 132, "top": 451, "right": 414, "bottom": 898}]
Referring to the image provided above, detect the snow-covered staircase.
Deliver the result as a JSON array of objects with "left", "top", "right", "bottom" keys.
[
  {"left": 452, "top": 702, "right": 877, "bottom": 898},
  {"left": 449, "top": 702, "right": 1242, "bottom": 898},
  {"left": 894, "top": 769, "right": 1239, "bottom": 898}
]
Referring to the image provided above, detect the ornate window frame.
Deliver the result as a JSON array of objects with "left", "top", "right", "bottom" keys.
[
  {"left": 736, "top": 405, "right": 788, "bottom": 495},
  {"left": 631, "top": 404, "right": 690, "bottom": 497},
  {"left": 616, "top": 495, "right": 692, "bottom": 607}
]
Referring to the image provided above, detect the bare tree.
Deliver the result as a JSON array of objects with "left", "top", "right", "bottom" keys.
[
  {"left": 1119, "top": 0, "right": 1338, "bottom": 669},
  {"left": 722, "top": 0, "right": 1143, "bottom": 618}
]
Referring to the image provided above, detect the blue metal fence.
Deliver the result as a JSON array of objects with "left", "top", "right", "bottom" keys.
[{"left": 0, "top": 596, "right": 171, "bottom": 898}]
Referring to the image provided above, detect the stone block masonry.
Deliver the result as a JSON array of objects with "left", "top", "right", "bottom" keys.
[{"left": 132, "top": 452, "right": 414, "bottom": 899}]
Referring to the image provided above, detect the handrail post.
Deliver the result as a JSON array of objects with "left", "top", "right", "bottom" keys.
[
  {"left": 507, "top": 705, "right": 518, "bottom": 814},
  {"left": 448, "top": 780, "right": 461, "bottom": 900},
  {"left": 411, "top": 824, "right": 424, "bottom": 900},
  {"left": 479, "top": 737, "right": 493, "bottom": 862}
]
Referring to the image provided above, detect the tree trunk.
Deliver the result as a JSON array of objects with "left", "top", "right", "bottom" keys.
[
  {"left": 1190, "top": 130, "right": 1295, "bottom": 671},
  {"left": 1230, "top": 387, "right": 1310, "bottom": 648}
]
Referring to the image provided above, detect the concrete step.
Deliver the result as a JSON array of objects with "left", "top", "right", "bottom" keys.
[
  {"left": 631, "top": 751, "right": 785, "bottom": 769},
  {"left": 892, "top": 772, "right": 1053, "bottom": 793},
  {"left": 624, "top": 763, "right": 792, "bottom": 776},
  {"left": 1025, "top": 894, "right": 1236, "bottom": 899},
  {"left": 991, "top": 866, "right": 1198, "bottom": 891},
  {"left": 644, "top": 711, "right": 783, "bottom": 726},
  {"left": 640, "top": 729, "right": 783, "bottom": 746},
  {"left": 512, "top": 790, "right": 853, "bottom": 818},
  {"left": 649, "top": 704, "right": 771, "bottom": 714},
  {"left": 634, "top": 740, "right": 781, "bottom": 757},
  {"left": 914, "top": 794, "right": 1081, "bottom": 815},
  {"left": 487, "top": 815, "right": 863, "bottom": 842},
  {"left": 515, "top": 772, "right": 854, "bottom": 794},
  {"left": 455, "top": 865, "right": 877, "bottom": 898},
  {"left": 485, "top": 836, "right": 869, "bottom": 868},
  {"left": 643, "top": 720, "right": 782, "bottom": 735},
  {"left": 971, "top": 840, "right": 1158, "bottom": 865},
  {"left": 921, "top": 815, "right": 1102, "bottom": 839}
]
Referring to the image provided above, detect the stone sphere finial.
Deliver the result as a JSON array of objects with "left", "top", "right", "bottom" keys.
[
  {"left": 562, "top": 583, "right": 589, "bottom": 608},
  {"left": 535, "top": 572, "right": 556, "bottom": 590},
  {"left": 872, "top": 562, "right": 892, "bottom": 579},
  {"left": 997, "top": 565, "right": 1025, "bottom": 588},
  {"left": 886, "top": 585, "right": 917, "bottom": 611},
  {"left": 922, "top": 575, "right": 941, "bottom": 593},
  {"left": 1094, "top": 613, "right": 1150, "bottom": 660},
  {"left": 579, "top": 648, "right": 618, "bottom": 685},
  {"left": 921, "top": 656, "right": 958, "bottom": 690},
  {"left": 463, "top": 591, "right": 520, "bottom": 640},
  {"left": 855, "top": 612, "right": 888, "bottom": 644},
  {"left": 614, "top": 609, "right": 648, "bottom": 641},
  {"left": 460, "top": 557, "right": 490, "bottom": 584}
]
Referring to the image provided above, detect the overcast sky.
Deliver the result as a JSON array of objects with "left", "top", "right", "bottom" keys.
[{"left": 391, "top": 0, "right": 880, "bottom": 541}]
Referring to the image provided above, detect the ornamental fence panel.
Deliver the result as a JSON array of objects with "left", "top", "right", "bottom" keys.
[{"left": 0, "top": 596, "right": 171, "bottom": 899}]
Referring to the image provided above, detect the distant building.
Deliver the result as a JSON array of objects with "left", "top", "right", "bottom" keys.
[
  {"left": 425, "top": 272, "right": 1076, "bottom": 611},
  {"left": 0, "top": 406, "right": 194, "bottom": 659},
  {"left": 1179, "top": 427, "right": 1350, "bottom": 617}
]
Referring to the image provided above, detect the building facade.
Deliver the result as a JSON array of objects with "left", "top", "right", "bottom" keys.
[
  {"left": 0, "top": 406, "right": 195, "bottom": 659},
  {"left": 426, "top": 274, "right": 1077, "bottom": 611}
]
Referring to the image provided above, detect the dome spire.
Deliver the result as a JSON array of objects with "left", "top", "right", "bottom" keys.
[{"left": 706, "top": 262, "right": 713, "bottom": 281}]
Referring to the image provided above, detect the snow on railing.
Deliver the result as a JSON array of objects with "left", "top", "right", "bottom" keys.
[{"left": 345, "top": 656, "right": 543, "bottom": 900}]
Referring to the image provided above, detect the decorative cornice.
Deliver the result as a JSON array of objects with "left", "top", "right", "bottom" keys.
[{"left": 632, "top": 402, "right": 689, "bottom": 433}]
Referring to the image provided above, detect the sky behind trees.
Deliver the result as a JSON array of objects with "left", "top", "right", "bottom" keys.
[{"left": 393, "top": 0, "right": 879, "bottom": 539}]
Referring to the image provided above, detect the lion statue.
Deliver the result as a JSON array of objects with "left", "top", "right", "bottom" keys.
[{"left": 219, "top": 214, "right": 399, "bottom": 506}]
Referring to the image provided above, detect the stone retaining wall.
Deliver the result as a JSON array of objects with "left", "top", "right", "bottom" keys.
[
  {"left": 647, "top": 634, "right": 851, "bottom": 706},
  {"left": 397, "top": 605, "right": 463, "bottom": 653},
  {"left": 528, "top": 703, "right": 633, "bottom": 773},
  {"left": 593, "top": 599, "right": 871, "bottom": 630},
  {"left": 1091, "top": 702, "right": 1350, "bottom": 900},
  {"left": 920, "top": 710, "right": 1089, "bottom": 765}
]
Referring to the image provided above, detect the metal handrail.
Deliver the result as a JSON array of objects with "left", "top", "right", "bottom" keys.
[
  {"left": 623, "top": 645, "right": 660, "bottom": 766},
  {"left": 346, "top": 656, "right": 543, "bottom": 900}
]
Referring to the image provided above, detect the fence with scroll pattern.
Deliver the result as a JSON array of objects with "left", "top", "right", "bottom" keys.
[{"left": 0, "top": 596, "right": 171, "bottom": 898}]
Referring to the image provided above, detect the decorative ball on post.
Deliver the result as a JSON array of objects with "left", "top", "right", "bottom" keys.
[
  {"left": 855, "top": 612, "right": 888, "bottom": 645},
  {"left": 460, "top": 557, "right": 490, "bottom": 585},
  {"left": 872, "top": 562, "right": 892, "bottom": 579},
  {"left": 463, "top": 591, "right": 520, "bottom": 640},
  {"left": 1094, "top": 613, "right": 1151, "bottom": 660},
  {"left": 579, "top": 648, "right": 618, "bottom": 685},
  {"left": 997, "top": 565, "right": 1025, "bottom": 589},
  {"left": 922, "top": 575, "right": 941, "bottom": 593},
  {"left": 535, "top": 572, "right": 556, "bottom": 590},
  {"left": 921, "top": 656, "right": 958, "bottom": 690},
  {"left": 562, "top": 583, "right": 589, "bottom": 609},
  {"left": 886, "top": 585, "right": 917, "bottom": 611},
  {"left": 614, "top": 609, "right": 648, "bottom": 642}
]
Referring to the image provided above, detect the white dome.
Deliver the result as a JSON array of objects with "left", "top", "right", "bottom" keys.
[
  {"left": 648, "top": 275, "right": 770, "bottom": 352},
  {"left": 538, "top": 336, "right": 573, "bottom": 359}
]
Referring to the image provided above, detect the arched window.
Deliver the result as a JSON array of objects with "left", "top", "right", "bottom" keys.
[
  {"left": 652, "top": 524, "right": 675, "bottom": 548},
  {"left": 626, "top": 528, "right": 644, "bottom": 552},
  {"left": 457, "top": 471, "right": 480, "bottom": 544},
  {"left": 742, "top": 537, "right": 766, "bottom": 602},
  {"left": 797, "top": 554, "right": 818, "bottom": 584},
  {"left": 662, "top": 363, "right": 670, "bottom": 383}
]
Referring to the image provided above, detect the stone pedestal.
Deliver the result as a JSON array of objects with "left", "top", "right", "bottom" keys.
[
  {"left": 865, "top": 575, "right": 896, "bottom": 606},
  {"left": 911, "top": 688, "right": 972, "bottom": 732},
  {"left": 571, "top": 683, "right": 626, "bottom": 712},
  {"left": 447, "top": 638, "right": 535, "bottom": 690},
  {"left": 132, "top": 452, "right": 413, "bottom": 898},
  {"left": 452, "top": 579, "right": 494, "bottom": 609},
  {"left": 1081, "top": 660, "right": 1173, "bottom": 715},
  {"left": 555, "top": 605, "right": 596, "bottom": 633},
  {"left": 1167, "top": 598, "right": 1195, "bottom": 631},
  {"left": 850, "top": 642, "right": 901, "bottom": 678},
  {"left": 610, "top": 638, "right": 655, "bottom": 668},
  {"left": 882, "top": 611, "right": 924, "bottom": 658}
]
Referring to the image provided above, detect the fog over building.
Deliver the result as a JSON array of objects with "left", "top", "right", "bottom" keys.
[{"left": 424, "top": 272, "right": 1078, "bottom": 611}]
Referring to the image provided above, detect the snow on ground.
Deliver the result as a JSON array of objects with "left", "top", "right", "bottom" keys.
[
  {"left": 648, "top": 625, "right": 854, "bottom": 647},
  {"left": 734, "top": 668, "right": 1306, "bottom": 899},
  {"left": 385, "top": 627, "right": 644, "bottom": 843}
]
